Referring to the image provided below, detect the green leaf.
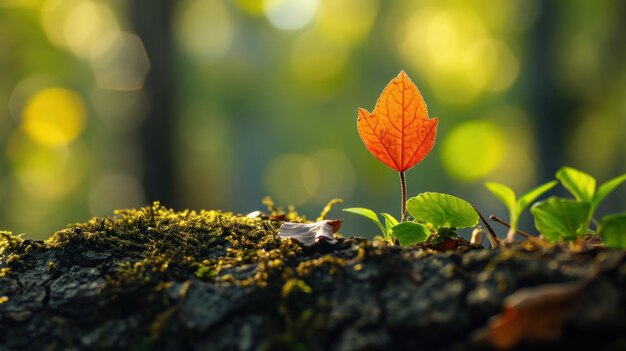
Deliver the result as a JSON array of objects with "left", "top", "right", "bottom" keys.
[
  {"left": 594, "top": 173, "right": 626, "bottom": 209},
  {"left": 517, "top": 180, "right": 558, "bottom": 214},
  {"left": 556, "top": 166, "right": 596, "bottom": 202},
  {"left": 381, "top": 213, "right": 399, "bottom": 234},
  {"left": 406, "top": 192, "right": 478, "bottom": 230},
  {"left": 343, "top": 207, "right": 385, "bottom": 237},
  {"left": 390, "top": 222, "right": 430, "bottom": 246},
  {"left": 598, "top": 213, "right": 626, "bottom": 249},
  {"left": 484, "top": 182, "right": 517, "bottom": 218},
  {"left": 530, "top": 197, "right": 591, "bottom": 242}
]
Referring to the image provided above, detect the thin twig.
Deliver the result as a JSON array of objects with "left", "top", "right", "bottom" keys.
[
  {"left": 489, "top": 215, "right": 551, "bottom": 247},
  {"left": 473, "top": 206, "right": 500, "bottom": 248},
  {"left": 400, "top": 171, "right": 407, "bottom": 222},
  {"left": 488, "top": 215, "right": 535, "bottom": 238}
]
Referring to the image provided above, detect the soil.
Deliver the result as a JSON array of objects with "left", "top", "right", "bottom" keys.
[{"left": 1, "top": 202, "right": 625, "bottom": 350}]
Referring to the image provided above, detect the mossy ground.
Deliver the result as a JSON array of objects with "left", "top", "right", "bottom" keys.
[
  {"left": 0, "top": 202, "right": 386, "bottom": 349},
  {"left": 1, "top": 202, "right": 625, "bottom": 350}
]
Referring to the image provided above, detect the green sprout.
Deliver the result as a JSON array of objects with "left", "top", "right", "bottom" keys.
[
  {"left": 344, "top": 192, "right": 478, "bottom": 246},
  {"left": 484, "top": 181, "right": 557, "bottom": 242},
  {"left": 342, "top": 207, "right": 398, "bottom": 243},
  {"left": 529, "top": 167, "right": 626, "bottom": 245}
]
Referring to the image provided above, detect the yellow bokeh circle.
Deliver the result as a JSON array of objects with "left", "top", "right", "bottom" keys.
[
  {"left": 21, "top": 88, "right": 86, "bottom": 147},
  {"left": 441, "top": 120, "right": 505, "bottom": 182}
]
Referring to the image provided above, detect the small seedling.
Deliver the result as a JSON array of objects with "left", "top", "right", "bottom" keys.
[
  {"left": 345, "top": 192, "right": 479, "bottom": 246},
  {"left": 531, "top": 196, "right": 591, "bottom": 241},
  {"left": 484, "top": 181, "right": 557, "bottom": 242},
  {"left": 344, "top": 72, "right": 626, "bottom": 249},
  {"left": 346, "top": 71, "right": 484, "bottom": 246},
  {"left": 356, "top": 70, "right": 438, "bottom": 221},
  {"left": 556, "top": 166, "right": 626, "bottom": 230},
  {"left": 406, "top": 192, "right": 478, "bottom": 231},
  {"left": 530, "top": 167, "right": 626, "bottom": 244},
  {"left": 598, "top": 212, "right": 626, "bottom": 249},
  {"left": 400, "top": 192, "right": 479, "bottom": 245},
  {"left": 342, "top": 207, "right": 398, "bottom": 242}
]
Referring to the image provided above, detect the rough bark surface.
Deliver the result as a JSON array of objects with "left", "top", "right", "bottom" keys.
[{"left": 0, "top": 203, "right": 625, "bottom": 350}]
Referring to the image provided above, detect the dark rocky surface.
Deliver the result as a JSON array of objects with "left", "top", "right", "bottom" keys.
[{"left": 1, "top": 203, "right": 625, "bottom": 350}]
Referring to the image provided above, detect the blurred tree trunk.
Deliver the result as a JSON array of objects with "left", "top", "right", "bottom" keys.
[
  {"left": 131, "top": 1, "right": 177, "bottom": 206},
  {"left": 529, "top": 1, "right": 570, "bottom": 182}
]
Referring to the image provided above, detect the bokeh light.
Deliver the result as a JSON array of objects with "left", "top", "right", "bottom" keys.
[
  {"left": 6, "top": 131, "right": 87, "bottom": 199},
  {"left": 264, "top": 0, "right": 319, "bottom": 30},
  {"left": 315, "top": 0, "right": 379, "bottom": 45},
  {"left": 397, "top": 6, "right": 519, "bottom": 103},
  {"left": 464, "top": 39, "right": 519, "bottom": 92},
  {"left": 8, "top": 76, "right": 58, "bottom": 124},
  {"left": 441, "top": 120, "right": 506, "bottom": 182},
  {"left": 20, "top": 87, "right": 86, "bottom": 147},
  {"left": 263, "top": 154, "right": 319, "bottom": 206},
  {"left": 566, "top": 108, "right": 624, "bottom": 179},
  {"left": 41, "top": 0, "right": 119, "bottom": 58},
  {"left": 234, "top": 0, "right": 265, "bottom": 15},
  {"left": 308, "top": 149, "right": 356, "bottom": 203},
  {"left": 291, "top": 30, "right": 348, "bottom": 82},
  {"left": 0, "top": 0, "right": 624, "bottom": 240},
  {"left": 174, "top": 0, "right": 234, "bottom": 63},
  {"left": 483, "top": 107, "right": 537, "bottom": 190},
  {"left": 262, "top": 149, "right": 355, "bottom": 207},
  {"left": 90, "top": 31, "right": 151, "bottom": 91}
]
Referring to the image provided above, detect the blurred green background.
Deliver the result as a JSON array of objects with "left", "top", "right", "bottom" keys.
[{"left": 0, "top": 0, "right": 625, "bottom": 240}]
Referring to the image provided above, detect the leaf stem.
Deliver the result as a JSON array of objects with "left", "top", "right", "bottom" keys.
[
  {"left": 488, "top": 215, "right": 535, "bottom": 240},
  {"left": 489, "top": 215, "right": 550, "bottom": 247},
  {"left": 472, "top": 206, "right": 500, "bottom": 248},
  {"left": 400, "top": 171, "right": 407, "bottom": 222}
]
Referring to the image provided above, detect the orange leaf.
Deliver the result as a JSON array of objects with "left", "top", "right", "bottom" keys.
[{"left": 357, "top": 71, "right": 438, "bottom": 172}]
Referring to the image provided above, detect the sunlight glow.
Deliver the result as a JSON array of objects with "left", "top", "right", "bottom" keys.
[
  {"left": 315, "top": 0, "right": 379, "bottom": 45},
  {"left": 264, "top": 0, "right": 319, "bottom": 30},
  {"left": 465, "top": 39, "right": 519, "bottom": 92},
  {"left": 308, "top": 149, "right": 355, "bottom": 204},
  {"left": 397, "top": 7, "right": 519, "bottom": 103},
  {"left": 174, "top": 0, "right": 234, "bottom": 62},
  {"left": 90, "top": 31, "right": 151, "bottom": 91},
  {"left": 234, "top": 0, "right": 265, "bottom": 15},
  {"left": 21, "top": 88, "right": 86, "bottom": 147},
  {"left": 41, "top": 0, "right": 119, "bottom": 58},
  {"left": 6, "top": 131, "right": 86, "bottom": 199},
  {"left": 483, "top": 107, "right": 536, "bottom": 189},
  {"left": 291, "top": 30, "right": 348, "bottom": 82},
  {"left": 441, "top": 120, "right": 505, "bottom": 182},
  {"left": 264, "top": 154, "right": 319, "bottom": 206}
]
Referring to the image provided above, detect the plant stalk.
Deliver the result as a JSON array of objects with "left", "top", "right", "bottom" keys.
[
  {"left": 400, "top": 171, "right": 407, "bottom": 222},
  {"left": 488, "top": 215, "right": 551, "bottom": 247},
  {"left": 489, "top": 215, "right": 535, "bottom": 239},
  {"left": 472, "top": 206, "right": 500, "bottom": 248}
]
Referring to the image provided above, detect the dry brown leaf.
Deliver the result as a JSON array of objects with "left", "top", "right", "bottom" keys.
[
  {"left": 278, "top": 220, "right": 342, "bottom": 246},
  {"left": 472, "top": 279, "right": 587, "bottom": 350}
]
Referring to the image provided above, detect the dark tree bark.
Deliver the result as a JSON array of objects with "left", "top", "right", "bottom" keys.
[{"left": 1, "top": 205, "right": 625, "bottom": 350}]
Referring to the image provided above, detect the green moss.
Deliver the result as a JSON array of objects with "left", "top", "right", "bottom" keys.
[
  {"left": 43, "top": 202, "right": 302, "bottom": 271},
  {"left": 0, "top": 201, "right": 432, "bottom": 346},
  {"left": 0, "top": 231, "right": 24, "bottom": 256},
  {"left": 1, "top": 231, "right": 41, "bottom": 276}
]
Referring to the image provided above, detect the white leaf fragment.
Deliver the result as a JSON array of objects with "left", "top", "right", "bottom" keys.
[{"left": 278, "top": 220, "right": 341, "bottom": 246}]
